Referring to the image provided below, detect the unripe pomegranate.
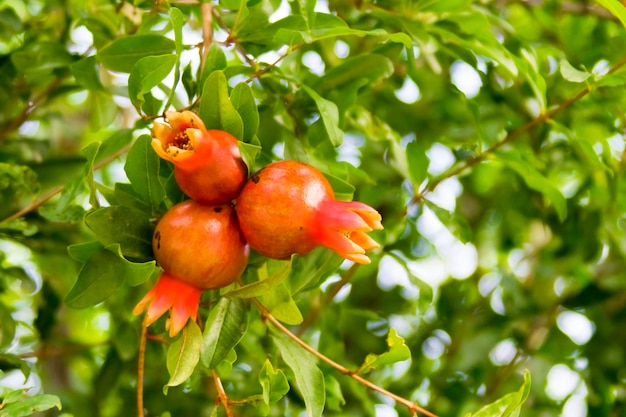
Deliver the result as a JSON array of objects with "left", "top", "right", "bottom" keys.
[
  {"left": 151, "top": 110, "right": 248, "bottom": 204},
  {"left": 235, "top": 160, "right": 383, "bottom": 264},
  {"left": 134, "top": 200, "right": 249, "bottom": 336}
]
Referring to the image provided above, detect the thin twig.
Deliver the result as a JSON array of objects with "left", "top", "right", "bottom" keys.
[
  {"left": 245, "top": 45, "right": 302, "bottom": 83},
  {"left": 414, "top": 54, "right": 626, "bottom": 204},
  {"left": 2, "top": 143, "right": 133, "bottom": 223},
  {"left": 137, "top": 321, "right": 148, "bottom": 417},
  {"left": 200, "top": 2, "right": 214, "bottom": 75},
  {"left": 252, "top": 298, "right": 439, "bottom": 417},
  {"left": 0, "top": 77, "right": 65, "bottom": 144},
  {"left": 17, "top": 342, "right": 108, "bottom": 359},
  {"left": 212, "top": 369, "right": 235, "bottom": 417}
]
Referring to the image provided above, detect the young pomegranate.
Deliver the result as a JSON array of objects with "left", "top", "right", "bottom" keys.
[
  {"left": 133, "top": 200, "right": 249, "bottom": 336},
  {"left": 235, "top": 160, "right": 383, "bottom": 264},
  {"left": 151, "top": 110, "right": 248, "bottom": 204}
]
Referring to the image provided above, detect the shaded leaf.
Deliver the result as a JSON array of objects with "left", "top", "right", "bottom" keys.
[
  {"left": 97, "top": 34, "right": 175, "bottom": 73},
  {"left": 124, "top": 135, "right": 167, "bottom": 212},
  {"left": 272, "top": 331, "right": 325, "bottom": 417},
  {"left": 202, "top": 297, "right": 248, "bottom": 369},
  {"left": 128, "top": 55, "right": 177, "bottom": 108},
  {"left": 230, "top": 82, "right": 259, "bottom": 143},
  {"left": 164, "top": 321, "right": 202, "bottom": 394},
  {"left": 466, "top": 370, "right": 531, "bottom": 417},
  {"left": 225, "top": 259, "right": 292, "bottom": 299},
  {"left": 198, "top": 71, "right": 244, "bottom": 140},
  {"left": 302, "top": 86, "right": 343, "bottom": 147},
  {"left": 260, "top": 283, "right": 303, "bottom": 325},
  {"left": 0, "top": 393, "right": 61, "bottom": 417},
  {"left": 259, "top": 359, "right": 290, "bottom": 405}
]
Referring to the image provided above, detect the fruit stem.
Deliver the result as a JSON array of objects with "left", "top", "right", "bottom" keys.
[{"left": 137, "top": 319, "right": 148, "bottom": 417}]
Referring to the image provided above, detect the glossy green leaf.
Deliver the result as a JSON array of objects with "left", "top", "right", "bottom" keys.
[
  {"left": 164, "top": 320, "right": 202, "bottom": 394},
  {"left": 67, "top": 241, "right": 104, "bottom": 263},
  {"left": 596, "top": 0, "right": 626, "bottom": 28},
  {"left": 84, "top": 206, "right": 153, "bottom": 261},
  {"left": 357, "top": 328, "right": 411, "bottom": 374},
  {"left": 230, "top": 82, "right": 259, "bottom": 143},
  {"left": 259, "top": 360, "right": 290, "bottom": 405},
  {"left": 272, "top": 331, "right": 325, "bottom": 417},
  {"left": 97, "top": 34, "right": 175, "bottom": 73},
  {"left": 0, "top": 393, "right": 61, "bottom": 417},
  {"left": 200, "top": 43, "right": 227, "bottom": 84},
  {"left": 124, "top": 135, "right": 167, "bottom": 212},
  {"left": 128, "top": 55, "right": 177, "bottom": 108},
  {"left": 169, "top": 8, "right": 184, "bottom": 56},
  {"left": 198, "top": 70, "right": 244, "bottom": 139},
  {"left": 225, "top": 259, "right": 292, "bottom": 299},
  {"left": 466, "top": 370, "right": 531, "bottom": 417},
  {"left": 497, "top": 152, "right": 567, "bottom": 221},
  {"left": 260, "top": 283, "right": 303, "bottom": 325},
  {"left": 302, "top": 86, "right": 343, "bottom": 147},
  {"left": 202, "top": 297, "right": 248, "bottom": 369}
]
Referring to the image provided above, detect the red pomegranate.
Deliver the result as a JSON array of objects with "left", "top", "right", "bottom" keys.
[
  {"left": 151, "top": 110, "right": 247, "bottom": 204},
  {"left": 133, "top": 200, "right": 249, "bottom": 336},
  {"left": 235, "top": 160, "right": 383, "bottom": 264}
]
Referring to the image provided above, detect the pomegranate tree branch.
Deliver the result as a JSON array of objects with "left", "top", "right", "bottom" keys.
[
  {"left": 252, "top": 298, "right": 439, "bottom": 417},
  {"left": 137, "top": 321, "right": 148, "bottom": 417},
  {"left": 2, "top": 143, "right": 133, "bottom": 223},
  {"left": 414, "top": 53, "right": 626, "bottom": 204},
  {"left": 199, "top": 2, "right": 214, "bottom": 75},
  {"left": 212, "top": 369, "right": 235, "bottom": 417}
]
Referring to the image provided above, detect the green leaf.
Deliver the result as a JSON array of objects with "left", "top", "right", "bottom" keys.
[
  {"left": 497, "top": 152, "right": 567, "bottom": 221},
  {"left": 89, "top": 90, "right": 118, "bottom": 130},
  {"left": 0, "top": 393, "right": 61, "bottom": 417},
  {"left": 302, "top": 86, "right": 343, "bottom": 147},
  {"left": 596, "top": 0, "right": 626, "bottom": 28},
  {"left": 124, "top": 135, "right": 167, "bottom": 212},
  {"left": 200, "top": 43, "right": 227, "bottom": 84},
  {"left": 0, "top": 303, "right": 15, "bottom": 349},
  {"left": 357, "top": 328, "right": 411, "bottom": 374},
  {"left": 201, "top": 297, "right": 248, "bottom": 369},
  {"left": 230, "top": 82, "right": 260, "bottom": 143},
  {"left": 65, "top": 247, "right": 125, "bottom": 308},
  {"left": 260, "top": 283, "right": 303, "bottom": 325},
  {"left": 272, "top": 331, "right": 325, "bottom": 417},
  {"left": 259, "top": 360, "right": 290, "bottom": 405},
  {"left": 225, "top": 259, "right": 292, "bottom": 299},
  {"left": 289, "top": 246, "right": 343, "bottom": 294},
  {"left": 128, "top": 55, "right": 177, "bottom": 108},
  {"left": 97, "top": 34, "right": 175, "bottom": 73},
  {"left": 560, "top": 59, "right": 591, "bottom": 83},
  {"left": 467, "top": 370, "right": 531, "bottom": 417},
  {"left": 198, "top": 71, "right": 244, "bottom": 139},
  {"left": 11, "top": 42, "right": 73, "bottom": 73},
  {"left": 164, "top": 320, "right": 202, "bottom": 394},
  {"left": 238, "top": 140, "right": 262, "bottom": 172},
  {"left": 71, "top": 55, "right": 103, "bottom": 90},
  {"left": 169, "top": 8, "right": 184, "bottom": 56},
  {"left": 67, "top": 241, "right": 104, "bottom": 263},
  {"left": 84, "top": 206, "right": 153, "bottom": 262},
  {"left": 406, "top": 139, "right": 429, "bottom": 186}
]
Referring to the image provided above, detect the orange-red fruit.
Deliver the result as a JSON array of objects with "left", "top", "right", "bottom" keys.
[
  {"left": 153, "top": 200, "right": 249, "bottom": 290},
  {"left": 152, "top": 111, "right": 247, "bottom": 204},
  {"left": 235, "top": 160, "right": 383, "bottom": 264}
]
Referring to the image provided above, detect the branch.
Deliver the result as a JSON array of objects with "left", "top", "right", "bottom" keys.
[
  {"left": 252, "top": 298, "right": 439, "bottom": 417},
  {"left": 2, "top": 142, "right": 133, "bottom": 223},
  {"left": 414, "top": 54, "right": 626, "bottom": 204},
  {"left": 212, "top": 369, "right": 235, "bottom": 417},
  {"left": 199, "top": 2, "right": 214, "bottom": 75},
  {"left": 137, "top": 321, "right": 148, "bottom": 417}
]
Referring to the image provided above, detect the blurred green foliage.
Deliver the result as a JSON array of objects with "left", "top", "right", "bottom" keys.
[{"left": 1, "top": 0, "right": 626, "bottom": 416}]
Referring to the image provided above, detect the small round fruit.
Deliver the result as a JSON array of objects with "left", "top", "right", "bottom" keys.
[{"left": 153, "top": 200, "right": 249, "bottom": 289}]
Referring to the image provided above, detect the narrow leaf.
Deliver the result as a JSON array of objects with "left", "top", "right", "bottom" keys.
[
  {"left": 198, "top": 70, "right": 244, "bottom": 140},
  {"left": 272, "top": 331, "right": 325, "bottom": 417},
  {"left": 164, "top": 320, "right": 202, "bottom": 394},
  {"left": 596, "top": 0, "right": 626, "bottom": 28},
  {"left": 202, "top": 297, "right": 248, "bottom": 369},
  {"left": 230, "top": 82, "right": 260, "bottom": 143},
  {"left": 128, "top": 55, "right": 177, "bottom": 108},
  {"left": 124, "top": 135, "right": 167, "bottom": 212},
  {"left": 302, "top": 86, "right": 343, "bottom": 147},
  {"left": 225, "top": 260, "right": 292, "bottom": 299},
  {"left": 468, "top": 370, "right": 531, "bottom": 417},
  {"left": 65, "top": 248, "right": 125, "bottom": 308}
]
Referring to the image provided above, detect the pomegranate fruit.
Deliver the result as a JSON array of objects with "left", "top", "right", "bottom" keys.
[
  {"left": 151, "top": 110, "right": 248, "bottom": 204},
  {"left": 133, "top": 200, "right": 249, "bottom": 336},
  {"left": 235, "top": 160, "right": 383, "bottom": 264}
]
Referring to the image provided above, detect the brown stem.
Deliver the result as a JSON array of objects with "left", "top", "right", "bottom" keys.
[
  {"left": 199, "top": 2, "right": 214, "bottom": 76},
  {"left": 17, "top": 342, "right": 108, "bottom": 359},
  {"left": 414, "top": 53, "right": 626, "bottom": 204},
  {"left": 252, "top": 298, "right": 439, "bottom": 417},
  {"left": 2, "top": 142, "right": 133, "bottom": 223},
  {"left": 212, "top": 369, "right": 235, "bottom": 417},
  {"left": 137, "top": 321, "right": 148, "bottom": 417},
  {"left": 245, "top": 44, "right": 303, "bottom": 83}
]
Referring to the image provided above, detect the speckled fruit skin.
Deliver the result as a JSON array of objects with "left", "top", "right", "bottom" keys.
[
  {"left": 235, "top": 160, "right": 333, "bottom": 259},
  {"left": 173, "top": 130, "right": 248, "bottom": 204},
  {"left": 153, "top": 200, "right": 249, "bottom": 289}
]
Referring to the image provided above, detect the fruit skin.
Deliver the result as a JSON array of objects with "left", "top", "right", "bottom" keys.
[
  {"left": 134, "top": 200, "right": 249, "bottom": 336},
  {"left": 152, "top": 200, "right": 249, "bottom": 290},
  {"left": 235, "top": 160, "right": 383, "bottom": 264},
  {"left": 152, "top": 110, "right": 247, "bottom": 204}
]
